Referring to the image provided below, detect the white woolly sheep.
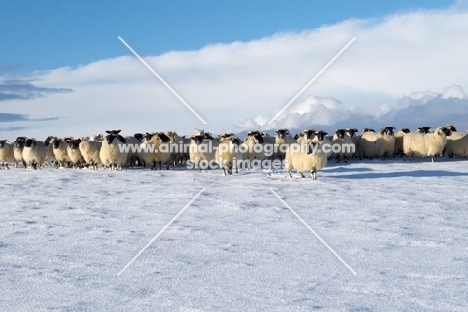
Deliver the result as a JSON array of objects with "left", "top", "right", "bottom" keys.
[
  {"left": 67, "top": 139, "right": 86, "bottom": 168},
  {"left": 358, "top": 128, "right": 382, "bottom": 159},
  {"left": 52, "top": 138, "right": 72, "bottom": 168},
  {"left": 100, "top": 130, "right": 128, "bottom": 170},
  {"left": 344, "top": 128, "right": 359, "bottom": 159},
  {"left": 215, "top": 135, "right": 242, "bottom": 175},
  {"left": 0, "top": 140, "right": 15, "bottom": 169},
  {"left": 332, "top": 129, "right": 354, "bottom": 163},
  {"left": 442, "top": 125, "right": 464, "bottom": 158},
  {"left": 189, "top": 131, "right": 219, "bottom": 170},
  {"left": 394, "top": 128, "right": 411, "bottom": 157},
  {"left": 22, "top": 138, "right": 47, "bottom": 170},
  {"left": 13, "top": 137, "right": 27, "bottom": 168},
  {"left": 403, "top": 126, "right": 452, "bottom": 162},
  {"left": 240, "top": 131, "right": 266, "bottom": 166},
  {"left": 79, "top": 138, "right": 102, "bottom": 169},
  {"left": 379, "top": 127, "right": 396, "bottom": 159},
  {"left": 274, "top": 129, "right": 296, "bottom": 160},
  {"left": 140, "top": 132, "right": 171, "bottom": 170},
  {"left": 164, "top": 130, "right": 184, "bottom": 167},
  {"left": 285, "top": 141, "right": 328, "bottom": 180},
  {"left": 43, "top": 136, "right": 58, "bottom": 166}
]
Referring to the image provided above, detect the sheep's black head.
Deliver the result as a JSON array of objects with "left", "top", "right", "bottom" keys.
[
  {"left": 440, "top": 127, "right": 452, "bottom": 137},
  {"left": 334, "top": 129, "right": 346, "bottom": 139},
  {"left": 363, "top": 128, "right": 375, "bottom": 133},
  {"left": 204, "top": 132, "right": 215, "bottom": 140},
  {"left": 134, "top": 133, "right": 145, "bottom": 142},
  {"left": 314, "top": 130, "right": 328, "bottom": 142},
  {"left": 14, "top": 139, "right": 25, "bottom": 149},
  {"left": 275, "top": 129, "right": 290, "bottom": 139},
  {"left": 417, "top": 126, "right": 432, "bottom": 134},
  {"left": 0, "top": 140, "right": 6, "bottom": 148},
  {"left": 25, "top": 138, "right": 36, "bottom": 148},
  {"left": 400, "top": 128, "right": 411, "bottom": 134},
  {"left": 254, "top": 132, "right": 264, "bottom": 144},
  {"left": 107, "top": 134, "right": 126, "bottom": 144},
  {"left": 445, "top": 125, "right": 457, "bottom": 132},
  {"left": 157, "top": 132, "right": 171, "bottom": 143},
  {"left": 53, "top": 139, "right": 63, "bottom": 149},
  {"left": 190, "top": 135, "right": 205, "bottom": 145},
  {"left": 345, "top": 128, "right": 359, "bottom": 137},
  {"left": 68, "top": 139, "right": 82, "bottom": 149},
  {"left": 380, "top": 127, "right": 395, "bottom": 136},
  {"left": 44, "top": 136, "right": 56, "bottom": 147}
]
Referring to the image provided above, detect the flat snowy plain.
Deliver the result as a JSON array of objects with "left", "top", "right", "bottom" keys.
[{"left": 1, "top": 158, "right": 468, "bottom": 311}]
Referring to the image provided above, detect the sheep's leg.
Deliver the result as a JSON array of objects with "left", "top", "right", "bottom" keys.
[
  {"left": 228, "top": 163, "right": 233, "bottom": 175},
  {"left": 311, "top": 170, "right": 317, "bottom": 180},
  {"left": 22, "top": 160, "right": 27, "bottom": 168},
  {"left": 288, "top": 171, "right": 293, "bottom": 178},
  {"left": 300, "top": 172, "right": 306, "bottom": 178}
]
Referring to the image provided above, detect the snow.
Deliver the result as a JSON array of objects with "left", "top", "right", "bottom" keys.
[{"left": 1, "top": 158, "right": 468, "bottom": 310}]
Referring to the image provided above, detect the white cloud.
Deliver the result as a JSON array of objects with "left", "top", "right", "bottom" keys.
[{"left": 2, "top": 4, "right": 468, "bottom": 139}]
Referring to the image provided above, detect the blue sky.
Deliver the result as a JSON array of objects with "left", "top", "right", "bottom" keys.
[
  {"left": 1, "top": 0, "right": 455, "bottom": 72},
  {"left": 2, "top": 0, "right": 468, "bottom": 138}
]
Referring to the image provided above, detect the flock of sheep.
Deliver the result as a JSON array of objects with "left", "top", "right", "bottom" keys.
[{"left": 0, "top": 124, "right": 466, "bottom": 179}]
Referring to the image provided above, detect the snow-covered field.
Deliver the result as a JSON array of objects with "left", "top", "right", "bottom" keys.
[{"left": 1, "top": 158, "right": 468, "bottom": 311}]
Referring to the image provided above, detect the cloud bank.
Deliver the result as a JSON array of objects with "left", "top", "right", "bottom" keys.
[{"left": 1, "top": 4, "right": 468, "bottom": 139}]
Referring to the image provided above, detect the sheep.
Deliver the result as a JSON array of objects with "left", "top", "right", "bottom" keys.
[
  {"left": 52, "top": 138, "right": 72, "bottom": 168},
  {"left": 123, "top": 135, "right": 140, "bottom": 168},
  {"left": 344, "top": 128, "right": 359, "bottom": 159},
  {"left": 442, "top": 125, "right": 467, "bottom": 158},
  {"left": 332, "top": 129, "right": 354, "bottom": 163},
  {"left": 357, "top": 128, "right": 382, "bottom": 160},
  {"left": 0, "top": 140, "right": 15, "bottom": 169},
  {"left": 215, "top": 134, "right": 242, "bottom": 175},
  {"left": 164, "top": 130, "right": 184, "bottom": 167},
  {"left": 379, "top": 127, "right": 396, "bottom": 159},
  {"left": 403, "top": 126, "right": 452, "bottom": 162},
  {"left": 100, "top": 130, "right": 128, "bottom": 170},
  {"left": 67, "top": 139, "right": 86, "bottom": 168},
  {"left": 22, "top": 138, "right": 47, "bottom": 170},
  {"left": 239, "top": 131, "right": 267, "bottom": 167},
  {"left": 285, "top": 141, "right": 328, "bottom": 180},
  {"left": 140, "top": 132, "right": 171, "bottom": 170},
  {"left": 43, "top": 136, "right": 58, "bottom": 166},
  {"left": 79, "top": 138, "right": 102, "bottom": 170},
  {"left": 394, "top": 128, "right": 411, "bottom": 157},
  {"left": 189, "top": 131, "right": 219, "bottom": 170},
  {"left": 260, "top": 132, "right": 276, "bottom": 160},
  {"left": 13, "top": 137, "right": 27, "bottom": 168},
  {"left": 274, "top": 129, "right": 296, "bottom": 160}
]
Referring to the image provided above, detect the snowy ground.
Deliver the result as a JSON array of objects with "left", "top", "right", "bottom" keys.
[{"left": 1, "top": 158, "right": 468, "bottom": 311}]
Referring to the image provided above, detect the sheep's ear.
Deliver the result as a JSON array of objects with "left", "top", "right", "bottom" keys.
[
  {"left": 105, "top": 130, "right": 112, "bottom": 134},
  {"left": 285, "top": 129, "right": 290, "bottom": 135},
  {"left": 275, "top": 129, "right": 279, "bottom": 133},
  {"left": 117, "top": 135, "right": 126, "bottom": 143}
]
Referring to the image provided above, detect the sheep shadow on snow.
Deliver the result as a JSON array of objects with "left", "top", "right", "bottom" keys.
[{"left": 328, "top": 169, "right": 468, "bottom": 180}]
